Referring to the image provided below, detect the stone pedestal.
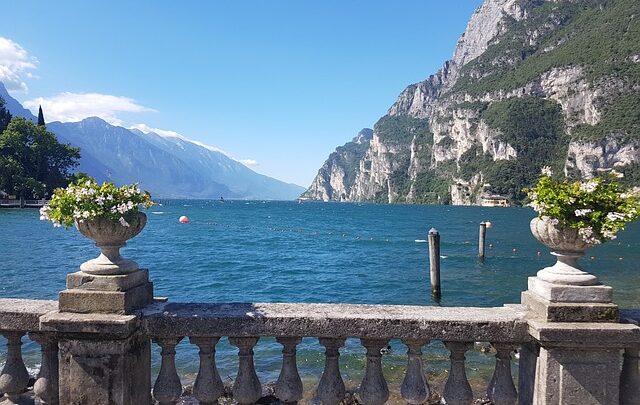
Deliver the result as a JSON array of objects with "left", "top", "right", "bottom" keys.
[
  {"left": 523, "top": 277, "right": 618, "bottom": 323},
  {"left": 59, "top": 270, "right": 153, "bottom": 315},
  {"left": 535, "top": 347, "right": 621, "bottom": 404},
  {"left": 40, "top": 311, "right": 151, "bottom": 405},
  {"left": 525, "top": 319, "right": 640, "bottom": 405}
]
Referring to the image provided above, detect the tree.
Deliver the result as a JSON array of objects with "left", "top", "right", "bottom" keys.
[
  {"left": 37, "top": 105, "right": 45, "bottom": 127},
  {"left": 0, "top": 97, "right": 11, "bottom": 133},
  {"left": 0, "top": 117, "right": 80, "bottom": 201}
]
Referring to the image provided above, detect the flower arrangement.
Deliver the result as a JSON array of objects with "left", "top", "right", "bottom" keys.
[
  {"left": 39, "top": 178, "right": 153, "bottom": 228},
  {"left": 526, "top": 167, "right": 640, "bottom": 244}
]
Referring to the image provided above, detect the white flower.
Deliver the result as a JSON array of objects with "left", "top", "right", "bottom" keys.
[
  {"left": 574, "top": 209, "right": 592, "bottom": 217},
  {"left": 602, "top": 229, "right": 617, "bottom": 240},
  {"left": 578, "top": 226, "right": 601, "bottom": 244},
  {"left": 541, "top": 166, "right": 553, "bottom": 176},
  {"left": 610, "top": 169, "right": 624, "bottom": 178},
  {"left": 118, "top": 217, "right": 130, "bottom": 227},
  {"left": 606, "top": 212, "right": 626, "bottom": 221},
  {"left": 580, "top": 181, "right": 598, "bottom": 193}
]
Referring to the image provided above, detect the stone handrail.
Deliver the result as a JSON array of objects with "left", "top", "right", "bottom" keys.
[
  {"left": 142, "top": 302, "right": 528, "bottom": 405},
  {"left": 0, "top": 299, "right": 639, "bottom": 404},
  {"left": 141, "top": 302, "right": 529, "bottom": 341},
  {"left": 0, "top": 299, "right": 58, "bottom": 405}
]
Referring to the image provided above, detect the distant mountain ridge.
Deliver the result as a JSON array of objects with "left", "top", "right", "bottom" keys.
[{"left": 0, "top": 82, "right": 304, "bottom": 200}]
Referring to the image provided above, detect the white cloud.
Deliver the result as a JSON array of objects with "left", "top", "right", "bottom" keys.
[
  {"left": 24, "top": 92, "right": 156, "bottom": 126},
  {"left": 0, "top": 37, "right": 38, "bottom": 93},
  {"left": 240, "top": 159, "right": 259, "bottom": 167}
]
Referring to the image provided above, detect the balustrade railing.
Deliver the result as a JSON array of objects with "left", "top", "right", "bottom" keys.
[
  {"left": 0, "top": 299, "right": 639, "bottom": 404},
  {"left": 142, "top": 302, "right": 528, "bottom": 404},
  {"left": 0, "top": 299, "right": 58, "bottom": 405}
]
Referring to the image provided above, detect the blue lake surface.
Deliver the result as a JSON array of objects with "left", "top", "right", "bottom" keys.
[{"left": 2, "top": 201, "right": 639, "bottom": 393}]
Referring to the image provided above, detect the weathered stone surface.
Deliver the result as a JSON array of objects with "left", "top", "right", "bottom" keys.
[
  {"left": 141, "top": 302, "right": 528, "bottom": 342},
  {"left": 534, "top": 347, "right": 621, "bottom": 405},
  {"left": 527, "top": 319, "right": 640, "bottom": 348},
  {"left": 522, "top": 291, "right": 618, "bottom": 323},
  {"left": 59, "top": 280, "right": 153, "bottom": 315},
  {"left": 58, "top": 331, "right": 151, "bottom": 405},
  {"left": 527, "top": 277, "right": 613, "bottom": 303},
  {"left": 0, "top": 299, "right": 57, "bottom": 331},
  {"left": 66, "top": 269, "right": 149, "bottom": 292},
  {"left": 39, "top": 311, "right": 139, "bottom": 339}
]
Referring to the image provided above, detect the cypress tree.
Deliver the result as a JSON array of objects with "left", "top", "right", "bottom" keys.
[
  {"left": 0, "top": 97, "right": 11, "bottom": 133},
  {"left": 37, "top": 105, "right": 45, "bottom": 127}
]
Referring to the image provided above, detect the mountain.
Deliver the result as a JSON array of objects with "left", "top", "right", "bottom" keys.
[
  {"left": 0, "top": 85, "right": 304, "bottom": 200},
  {"left": 304, "top": 0, "right": 640, "bottom": 205}
]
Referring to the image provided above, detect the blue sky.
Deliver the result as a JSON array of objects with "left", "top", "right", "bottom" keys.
[{"left": 2, "top": 1, "right": 483, "bottom": 186}]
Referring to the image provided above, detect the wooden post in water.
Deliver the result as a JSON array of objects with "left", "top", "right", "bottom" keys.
[
  {"left": 428, "top": 228, "right": 441, "bottom": 299},
  {"left": 478, "top": 222, "right": 487, "bottom": 260}
]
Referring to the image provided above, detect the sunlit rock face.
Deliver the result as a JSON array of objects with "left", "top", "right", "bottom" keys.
[{"left": 304, "top": 0, "right": 640, "bottom": 205}]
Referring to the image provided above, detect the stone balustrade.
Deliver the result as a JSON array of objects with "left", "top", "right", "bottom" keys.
[
  {"left": 0, "top": 300, "right": 637, "bottom": 404},
  {"left": 142, "top": 302, "right": 528, "bottom": 404}
]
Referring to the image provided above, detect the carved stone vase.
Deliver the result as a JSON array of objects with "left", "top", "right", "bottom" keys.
[
  {"left": 529, "top": 216, "right": 599, "bottom": 286},
  {"left": 75, "top": 212, "right": 147, "bottom": 275}
]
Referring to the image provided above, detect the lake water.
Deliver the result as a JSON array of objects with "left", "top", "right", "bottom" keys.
[{"left": 2, "top": 201, "right": 639, "bottom": 397}]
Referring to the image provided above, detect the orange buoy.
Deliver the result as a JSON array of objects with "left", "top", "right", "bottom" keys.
[{"left": 179, "top": 216, "right": 190, "bottom": 224}]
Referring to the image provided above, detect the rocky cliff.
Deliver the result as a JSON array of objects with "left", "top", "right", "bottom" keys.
[{"left": 304, "top": 0, "right": 640, "bottom": 205}]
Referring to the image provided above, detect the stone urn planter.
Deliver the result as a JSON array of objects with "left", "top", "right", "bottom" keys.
[
  {"left": 75, "top": 212, "right": 147, "bottom": 275},
  {"left": 530, "top": 216, "right": 599, "bottom": 286}
]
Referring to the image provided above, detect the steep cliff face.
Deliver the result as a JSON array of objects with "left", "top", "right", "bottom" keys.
[
  {"left": 304, "top": 0, "right": 640, "bottom": 204},
  {"left": 301, "top": 129, "right": 372, "bottom": 201}
]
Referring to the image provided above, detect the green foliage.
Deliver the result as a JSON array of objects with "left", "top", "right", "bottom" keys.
[
  {"left": 526, "top": 169, "right": 640, "bottom": 243},
  {"left": 374, "top": 115, "right": 431, "bottom": 145},
  {"left": 453, "top": 0, "right": 640, "bottom": 95},
  {"left": 474, "top": 97, "right": 568, "bottom": 201},
  {"left": 40, "top": 178, "right": 153, "bottom": 228},
  {"left": 411, "top": 170, "right": 451, "bottom": 204},
  {"left": 572, "top": 95, "right": 640, "bottom": 141},
  {"left": 0, "top": 97, "right": 11, "bottom": 133},
  {"left": 0, "top": 117, "right": 80, "bottom": 199}
]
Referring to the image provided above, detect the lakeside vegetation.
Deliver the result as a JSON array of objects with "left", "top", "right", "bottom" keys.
[{"left": 0, "top": 97, "right": 80, "bottom": 201}]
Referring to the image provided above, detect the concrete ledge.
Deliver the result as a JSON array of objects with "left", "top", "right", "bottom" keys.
[
  {"left": 66, "top": 269, "right": 150, "bottom": 292},
  {"left": 527, "top": 277, "right": 613, "bottom": 303},
  {"left": 40, "top": 311, "right": 139, "bottom": 339},
  {"left": 0, "top": 298, "right": 58, "bottom": 331},
  {"left": 59, "top": 281, "right": 153, "bottom": 315},
  {"left": 140, "top": 302, "right": 529, "bottom": 342},
  {"left": 522, "top": 291, "right": 619, "bottom": 323},
  {"left": 528, "top": 318, "right": 640, "bottom": 348}
]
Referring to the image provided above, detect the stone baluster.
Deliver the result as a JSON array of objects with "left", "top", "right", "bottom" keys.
[
  {"left": 443, "top": 341, "right": 473, "bottom": 405},
  {"left": 359, "top": 338, "right": 390, "bottom": 405},
  {"left": 153, "top": 337, "right": 184, "bottom": 405},
  {"left": 189, "top": 337, "right": 224, "bottom": 405},
  {"left": 620, "top": 347, "right": 640, "bottom": 405},
  {"left": 400, "top": 339, "right": 430, "bottom": 404},
  {"left": 29, "top": 332, "right": 59, "bottom": 405},
  {"left": 317, "top": 337, "right": 346, "bottom": 405},
  {"left": 229, "top": 337, "right": 262, "bottom": 404},
  {"left": 487, "top": 343, "right": 517, "bottom": 405},
  {"left": 275, "top": 336, "right": 303, "bottom": 403},
  {"left": 0, "top": 332, "right": 30, "bottom": 405}
]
